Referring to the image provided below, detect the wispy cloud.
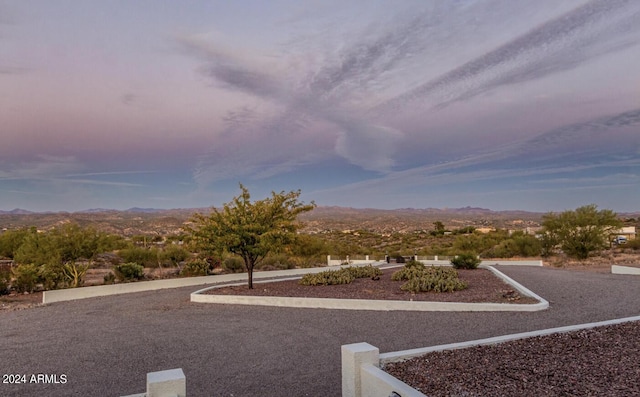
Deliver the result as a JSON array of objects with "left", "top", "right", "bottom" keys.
[
  {"left": 378, "top": 0, "right": 640, "bottom": 111},
  {"left": 0, "top": 155, "right": 83, "bottom": 180},
  {"left": 182, "top": 0, "right": 640, "bottom": 193},
  {"left": 309, "top": 107, "right": 640, "bottom": 197},
  {"left": 0, "top": 157, "right": 147, "bottom": 188}
]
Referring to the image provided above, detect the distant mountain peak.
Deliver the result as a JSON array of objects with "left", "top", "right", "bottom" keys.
[{"left": 0, "top": 208, "right": 34, "bottom": 215}]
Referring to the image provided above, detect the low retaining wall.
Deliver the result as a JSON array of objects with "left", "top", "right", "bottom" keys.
[
  {"left": 191, "top": 265, "right": 549, "bottom": 312},
  {"left": 343, "top": 315, "right": 640, "bottom": 397}
]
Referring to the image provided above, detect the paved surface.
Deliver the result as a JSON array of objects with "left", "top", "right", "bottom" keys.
[{"left": 1, "top": 266, "right": 639, "bottom": 396}]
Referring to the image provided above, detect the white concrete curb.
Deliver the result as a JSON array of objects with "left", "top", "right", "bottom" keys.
[
  {"left": 42, "top": 260, "right": 544, "bottom": 304},
  {"left": 191, "top": 266, "right": 549, "bottom": 312},
  {"left": 42, "top": 263, "right": 374, "bottom": 304},
  {"left": 612, "top": 265, "right": 640, "bottom": 275}
]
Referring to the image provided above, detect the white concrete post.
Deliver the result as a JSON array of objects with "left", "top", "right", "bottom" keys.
[
  {"left": 327, "top": 255, "right": 331, "bottom": 266},
  {"left": 365, "top": 255, "right": 369, "bottom": 261},
  {"left": 434, "top": 255, "right": 438, "bottom": 261},
  {"left": 342, "top": 343, "right": 379, "bottom": 397},
  {"left": 147, "top": 368, "right": 186, "bottom": 397}
]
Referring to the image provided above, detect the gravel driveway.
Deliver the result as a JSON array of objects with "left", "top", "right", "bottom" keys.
[{"left": 1, "top": 266, "right": 638, "bottom": 396}]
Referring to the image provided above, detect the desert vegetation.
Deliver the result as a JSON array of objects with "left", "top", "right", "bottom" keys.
[{"left": 0, "top": 201, "right": 637, "bottom": 296}]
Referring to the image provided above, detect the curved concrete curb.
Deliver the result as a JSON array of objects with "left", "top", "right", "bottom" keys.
[
  {"left": 612, "top": 265, "right": 640, "bottom": 275},
  {"left": 41, "top": 261, "right": 545, "bottom": 304},
  {"left": 190, "top": 266, "right": 549, "bottom": 312}
]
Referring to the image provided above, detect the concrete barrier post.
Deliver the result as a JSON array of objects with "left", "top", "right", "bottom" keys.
[
  {"left": 147, "top": 368, "right": 186, "bottom": 397},
  {"left": 342, "top": 343, "right": 379, "bottom": 397}
]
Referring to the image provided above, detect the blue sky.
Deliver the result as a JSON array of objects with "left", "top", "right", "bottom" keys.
[{"left": 1, "top": 0, "right": 639, "bottom": 212}]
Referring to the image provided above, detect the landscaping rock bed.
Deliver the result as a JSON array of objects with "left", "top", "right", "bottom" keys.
[
  {"left": 384, "top": 320, "right": 640, "bottom": 396},
  {"left": 206, "top": 268, "right": 539, "bottom": 304}
]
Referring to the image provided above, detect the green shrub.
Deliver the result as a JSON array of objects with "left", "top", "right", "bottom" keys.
[
  {"left": 113, "top": 262, "right": 145, "bottom": 282},
  {"left": 11, "top": 263, "right": 40, "bottom": 293},
  {"left": 451, "top": 253, "right": 481, "bottom": 269},
  {"left": 38, "top": 263, "right": 68, "bottom": 290},
  {"left": 344, "top": 265, "right": 382, "bottom": 279},
  {"left": 299, "top": 265, "right": 382, "bottom": 286},
  {"left": 222, "top": 257, "right": 245, "bottom": 273},
  {"left": 103, "top": 272, "right": 116, "bottom": 285},
  {"left": 404, "top": 259, "right": 425, "bottom": 269},
  {"left": 299, "top": 268, "right": 355, "bottom": 286},
  {"left": 392, "top": 265, "right": 467, "bottom": 293},
  {"left": 623, "top": 238, "right": 640, "bottom": 250},
  {"left": 256, "top": 253, "right": 296, "bottom": 271},
  {"left": 391, "top": 266, "right": 426, "bottom": 281},
  {"left": 0, "top": 268, "right": 10, "bottom": 295},
  {"left": 117, "top": 247, "right": 159, "bottom": 267},
  {"left": 400, "top": 273, "right": 467, "bottom": 293},
  {"left": 161, "top": 245, "right": 191, "bottom": 267},
  {"left": 179, "top": 259, "right": 210, "bottom": 277}
]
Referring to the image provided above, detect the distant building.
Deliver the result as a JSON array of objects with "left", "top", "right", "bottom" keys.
[
  {"left": 611, "top": 226, "right": 636, "bottom": 241},
  {"left": 476, "top": 227, "right": 495, "bottom": 234}
]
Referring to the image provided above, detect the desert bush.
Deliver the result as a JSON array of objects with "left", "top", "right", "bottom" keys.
[
  {"left": 485, "top": 233, "right": 542, "bottom": 258},
  {"left": 299, "top": 265, "right": 382, "bottom": 286},
  {"left": 11, "top": 263, "right": 40, "bottom": 293},
  {"left": 288, "top": 256, "right": 324, "bottom": 268},
  {"left": 256, "top": 253, "right": 296, "bottom": 271},
  {"left": 404, "top": 259, "right": 425, "bottom": 269},
  {"left": 179, "top": 259, "right": 210, "bottom": 277},
  {"left": 299, "top": 268, "right": 355, "bottom": 286},
  {"left": 38, "top": 263, "right": 68, "bottom": 290},
  {"left": 400, "top": 273, "right": 467, "bottom": 293},
  {"left": 345, "top": 265, "right": 382, "bottom": 279},
  {"left": 451, "top": 253, "right": 481, "bottom": 269},
  {"left": 103, "top": 272, "right": 116, "bottom": 285},
  {"left": 161, "top": 245, "right": 191, "bottom": 267},
  {"left": 113, "top": 262, "right": 145, "bottom": 282},
  {"left": 623, "top": 238, "right": 640, "bottom": 250},
  {"left": 222, "top": 257, "right": 245, "bottom": 273},
  {"left": 0, "top": 268, "right": 10, "bottom": 295},
  {"left": 392, "top": 266, "right": 467, "bottom": 293},
  {"left": 391, "top": 266, "right": 427, "bottom": 281},
  {"left": 117, "top": 247, "right": 159, "bottom": 268}
]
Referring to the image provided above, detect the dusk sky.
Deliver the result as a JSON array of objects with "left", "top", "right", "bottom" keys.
[{"left": 2, "top": 0, "right": 639, "bottom": 213}]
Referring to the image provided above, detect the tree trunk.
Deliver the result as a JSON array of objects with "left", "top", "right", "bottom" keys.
[
  {"left": 245, "top": 257, "right": 255, "bottom": 289},
  {"left": 247, "top": 264, "right": 254, "bottom": 289}
]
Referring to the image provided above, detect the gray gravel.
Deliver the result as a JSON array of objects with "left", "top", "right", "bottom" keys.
[{"left": 1, "top": 266, "right": 639, "bottom": 396}]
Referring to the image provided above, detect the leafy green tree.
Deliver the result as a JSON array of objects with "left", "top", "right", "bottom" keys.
[
  {"left": 51, "top": 224, "right": 105, "bottom": 265},
  {"left": 541, "top": 204, "right": 622, "bottom": 260},
  {"left": 189, "top": 184, "right": 315, "bottom": 288},
  {"left": 13, "top": 229, "right": 60, "bottom": 266},
  {"left": 431, "top": 221, "right": 446, "bottom": 236}
]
